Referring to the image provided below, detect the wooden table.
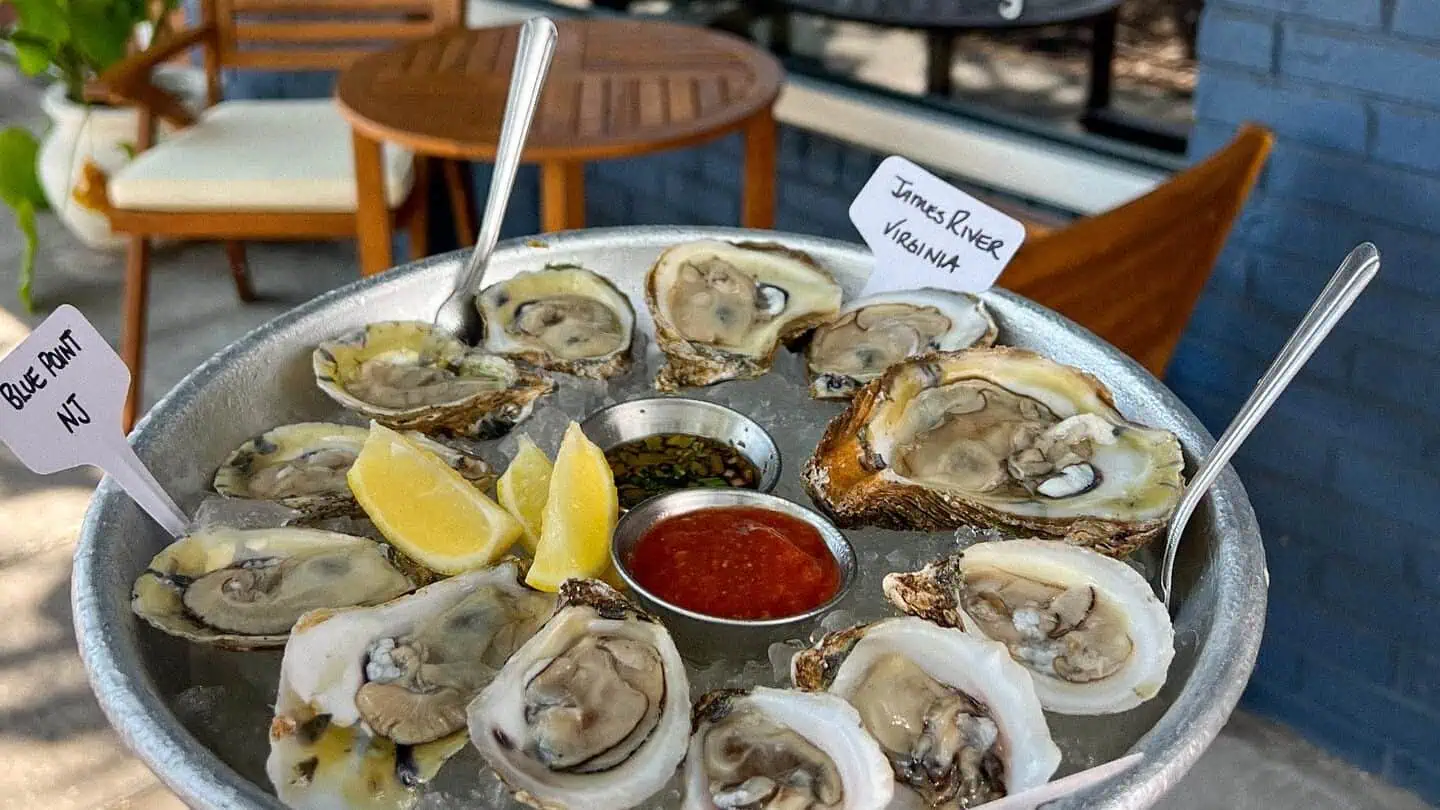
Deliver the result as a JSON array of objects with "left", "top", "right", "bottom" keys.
[
  {"left": 336, "top": 19, "right": 785, "bottom": 276},
  {"left": 766, "top": 0, "right": 1120, "bottom": 100}
]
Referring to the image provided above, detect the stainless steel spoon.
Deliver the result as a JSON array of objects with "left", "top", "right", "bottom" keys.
[
  {"left": 1159, "top": 242, "right": 1381, "bottom": 608},
  {"left": 433, "top": 16, "right": 558, "bottom": 342}
]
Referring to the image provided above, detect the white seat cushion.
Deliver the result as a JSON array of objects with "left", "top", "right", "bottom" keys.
[{"left": 108, "top": 99, "right": 414, "bottom": 213}]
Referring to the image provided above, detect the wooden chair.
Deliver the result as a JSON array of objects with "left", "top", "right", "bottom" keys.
[
  {"left": 1000, "top": 124, "right": 1274, "bottom": 377},
  {"left": 90, "top": 0, "right": 466, "bottom": 431}
]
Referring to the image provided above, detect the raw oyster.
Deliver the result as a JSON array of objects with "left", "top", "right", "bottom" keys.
[
  {"left": 646, "top": 240, "right": 843, "bottom": 391},
  {"left": 313, "top": 321, "right": 554, "bottom": 439},
  {"left": 213, "top": 422, "right": 494, "bottom": 520},
  {"left": 469, "top": 579, "right": 691, "bottom": 810},
  {"left": 883, "top": 540, "right": 1175, "bottom": 715},
  {"left": 802, "top": 348, "right": 1185, "bottom": 556},
  {"left": 477, "top": 265, "right": 636, "bottom": 379},
  {"left": 792, "top": 618, "right": 1060, "bottom": 809},
  {"left": 806, "top": 290, "right": 997, "bottom": 400},
  {"left": 131, "top": 527, "right": 415, "bottom": 650},
  {"left": 683, "top": 686, "right": 894, "bottom": 810},
  {"left": 267, "top": 561, "right": 554, "bottom": 810}
]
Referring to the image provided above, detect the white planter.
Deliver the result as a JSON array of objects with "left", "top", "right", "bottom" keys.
[{"left": 36, "top": 83, "right": 142, "bottom": 250}]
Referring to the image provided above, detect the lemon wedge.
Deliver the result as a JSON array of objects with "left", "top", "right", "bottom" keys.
[
  {"left": 497, "top": 434, "right": 553, "bottom": 555},
  {"left": 348, "top": 422, "right": 522, "bottom": 574},
  {"left": 526, "top": 421, "right": 618, "bottom": 592}
]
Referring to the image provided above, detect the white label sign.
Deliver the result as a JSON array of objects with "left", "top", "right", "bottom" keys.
[
  {"left": 0, "top": 305, "right": 188, "bottom": 536},
  {"left": 849, "top": 156, "right": 1027, "bottom": 296}
]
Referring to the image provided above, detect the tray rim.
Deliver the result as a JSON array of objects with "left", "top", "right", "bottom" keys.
[{"left": 72, "top": 225, "right": 1267, "bottom": 810}]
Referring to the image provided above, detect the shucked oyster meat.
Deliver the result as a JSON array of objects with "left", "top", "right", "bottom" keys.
[
  {"left": 469, "top": 579, "right": 691, "bottom": 810},
  {"left": 314, "top": 321, "right": 554, "bottom": 440},
  {"left": 267, "top": 561, "right": 554, "bottom": 810},
  {"left": 683, "top": 686, "right": 894, "bottom": 810},
  {"left": 477, "top": 265, "right": 636, "bottom": 379},
  {"left": 131, "top": 527, "right": 415, "bottom": 649},
  {"left": 806, "top": 289, "right": 997, "bottom": 400},
  {"left": 803, "top": 348, "right": 1185, "bottom": 556},
  {"left": 883, "top": 540, "right": 1175, "bottom": 715},
  {"left": 792, "top": 618, "right": 1060, "bottom": 809},
  {"left": 646, "top": 240, "right": 843, "bottom": 391},
  {"left": 214, "top": 422, "right": 494, "bottom": 520}
]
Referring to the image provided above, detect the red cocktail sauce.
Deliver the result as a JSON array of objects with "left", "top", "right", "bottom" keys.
[{"left": 626, "top": 506, "right": 841, "bottom": 620}]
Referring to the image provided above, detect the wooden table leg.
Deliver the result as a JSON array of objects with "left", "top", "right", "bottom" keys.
[
  {"left": 541, "top": 161, "right": 586, "bottom": 233},
  {"left": 926, "top": 30, "right": 955, "bottom": 97},
  {"left": 352, "top": 129, "right": 393, "bottom": 276},
  {"left": 742, "top": 109, "right": 777, "bottom": 229},
  {"left": 442, "top": 160, "right": 477, "bottom": 247},
  {"left": 121, "top": 235, "right": 151, "bottom": 432}
]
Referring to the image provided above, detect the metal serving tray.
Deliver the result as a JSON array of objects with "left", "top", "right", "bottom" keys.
[{"left": 72, "top": 225, "right": 1266, "bottom": 810}]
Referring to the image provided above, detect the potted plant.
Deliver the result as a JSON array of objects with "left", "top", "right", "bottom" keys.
[{"left": 0, "top": 0, "right": 179, "bottom": 311}]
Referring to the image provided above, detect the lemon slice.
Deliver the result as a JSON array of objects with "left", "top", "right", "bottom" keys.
[
  {"left": 348, "top": 422, "right": 522, "bottom": 574},
  {"left": 526, "top": 421, "right": 618, "bottom": 592},
  {"left": 497, "top": 434, "right": 553, "bottom": 555}
]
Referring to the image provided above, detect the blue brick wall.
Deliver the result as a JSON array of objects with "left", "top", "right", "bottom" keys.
[{"left": 1177, "top": 2, "right": 1440, "bottom": 801}]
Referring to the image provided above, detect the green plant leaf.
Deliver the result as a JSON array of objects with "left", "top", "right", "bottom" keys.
[
  {"left": 0, "top": 127, "right": 48, "bottom": 211},
  {"left": 11, "top": 39, "right": 54, "bottom": 75},
  {"left": 69, "top": 0, "right": 136, "bottom": 72},
  {"left": 9, "top": 0, "right": 71, "bottom": 42},
  {"left": 12, "top": 201, "right": 38, "bottom": 313}
]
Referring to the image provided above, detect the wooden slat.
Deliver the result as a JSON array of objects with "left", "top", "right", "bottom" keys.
[
  {"left": 235, "top": 20, "right": 435, "bottom": 43},
  {"left": 231, "top": 0, "right": 437, "bottom": 11},
  {"left": 225, "top": 48, "right": 383, "bottom": 70}
]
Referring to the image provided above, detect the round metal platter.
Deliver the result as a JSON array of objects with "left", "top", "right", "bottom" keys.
[{"left": 73, "top": 226, "right": 1267, "bottom": 810}]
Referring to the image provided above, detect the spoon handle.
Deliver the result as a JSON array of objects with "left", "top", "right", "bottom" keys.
[
  {"left": 453, "top": 17, "right": 558, "bottom": 296},
  {"left": 1159, "top": 243, "right": 1381, "bottom": 608}
]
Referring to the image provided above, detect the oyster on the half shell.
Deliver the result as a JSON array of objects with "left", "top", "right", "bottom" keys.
[
  {"left": 883, "top": 540, "right": 1175, "bottom": 715},
  {"left": 683, "top": 687, "right": 894, "bottom": 810},
  {"left": 805, "top": 289, "right": 997, "bottom": 400},
  {"left": 314, "top": 321, "right": 554, "bottom": 440},
  {"left": 646, "top": 240, "right": 843, "bottom": 391},
  {"left": 468, "top": 579, "right": 691, "bottom": 810},
  {"left": 803, "top": 348, "right": 1185, "bottom": 556},
  {"left": 267, "top": 561, "right": 554, "bottom": 810},
  {"left": 214, "top": 422, "right": 494, "bottom": 520},
  {"left": 792, "top": 618, "right": 1060, "bottom": 809},
  {"left": 477, "top": 265, "right": 636, "bottom": 379},
  {"left": 131, "top": 527, "right": 416, "bottom": 649}
]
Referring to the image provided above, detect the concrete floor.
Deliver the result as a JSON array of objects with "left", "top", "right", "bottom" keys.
[{"left": 0, "top": 55, "right": 1430, "bottom": 810}]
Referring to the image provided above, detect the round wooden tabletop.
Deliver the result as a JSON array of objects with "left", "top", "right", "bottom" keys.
[{"left": 335, "top": 19, "right": 785, "bottom": 163}]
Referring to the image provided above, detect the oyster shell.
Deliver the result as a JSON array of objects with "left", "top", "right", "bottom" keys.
[
  {"left": 267, "top": 561, "right": 554, "bottom": 810},
  {"left": 468, "top": 579, "right": 691, "bottom": 810},
  {"left": 806, "top": 289, "right": 997, "bottom": 400},
  {"left": 646, "top": 240, "right": 843, "bottom": 391},
  {"left": 883, "top": 540, "right": 1175, "bottom": 715},
  {"left": 131, "top": 527, "right": 416, "bottom": 650},
  {"left": 802, "top": 348, "right": 1185, "bottom": 556},
  {"left": 792, "top": 618, "right": 1060, "bottom": 809},
  {"left": 683, "top": 686, "right": 894, "bottom": 810},
  {"left": 213, "top": 422, "right": 495, "bottom": 520},
  {"left": 313, "top": 321, "right": 554, "bottom": 439},
  {"left": 477, "top": 265, "right": 636, "bottom": 379}
]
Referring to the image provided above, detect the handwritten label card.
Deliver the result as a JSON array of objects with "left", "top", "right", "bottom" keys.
[
  {"left": 0, "top": 305, "right": 188, "bottom": 536},
  {"left": 850, "top": 156, "right": 1027, "bottom": 296}
]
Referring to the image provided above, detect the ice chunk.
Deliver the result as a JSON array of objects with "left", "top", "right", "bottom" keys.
[{"left": 768, "top": 641, "right": 804, "bottom": 683}]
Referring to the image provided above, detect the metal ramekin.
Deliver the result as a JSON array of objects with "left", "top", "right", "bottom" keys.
[
  {"left": 609, "top": 487, "right": 857, "bottom": 662},
  {"left": 579, "top": 396, "right": 782, "bottom": 496}
]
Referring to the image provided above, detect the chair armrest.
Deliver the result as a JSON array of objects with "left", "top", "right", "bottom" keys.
[{"left": 87, "top": 25, "right": 217, "bottom": 128}]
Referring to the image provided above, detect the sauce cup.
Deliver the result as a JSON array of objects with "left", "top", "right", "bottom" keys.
[
  {"left": 610, "top": 488, "right": 857, "bottom": 663},
  {"left": 579, "top": 397, "right": 782, "bottom": 497}
]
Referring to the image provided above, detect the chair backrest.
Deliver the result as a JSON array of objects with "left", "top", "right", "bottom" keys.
[
  {"left": 200, "top": 0, "right": 464, "bottom": 74},
  {"left": 999, "top": 124, "right": 1274, "bottom": 378}
]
